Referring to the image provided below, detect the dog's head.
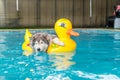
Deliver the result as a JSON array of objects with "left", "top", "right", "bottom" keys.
[{"left": 30, "top": 33, "right": 49, "bottom": 52}]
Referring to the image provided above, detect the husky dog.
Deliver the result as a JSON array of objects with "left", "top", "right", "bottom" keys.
[{"left": 30, "top": 33, "right": 64, "bottom": 53}]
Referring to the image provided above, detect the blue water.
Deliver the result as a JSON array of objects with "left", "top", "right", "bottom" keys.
[{"left": 0, "top": 29, "right": 120, "bottom": 80}]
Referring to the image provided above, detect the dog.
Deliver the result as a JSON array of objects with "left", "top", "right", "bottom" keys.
[{"left": 30, "top": 33, "right": 64, "bottom": 53}]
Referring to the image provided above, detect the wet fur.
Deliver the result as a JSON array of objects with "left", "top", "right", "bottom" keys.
[
  {"left": 30, "top": 32, "right": 64, "bottom": 53},
  {"left": 30, "top": 33, "right": 56, "bottom": 52}
]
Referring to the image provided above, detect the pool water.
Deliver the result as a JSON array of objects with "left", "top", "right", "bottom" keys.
[{"left": 0, "top": 29, "right": 120, "bottom": 80}]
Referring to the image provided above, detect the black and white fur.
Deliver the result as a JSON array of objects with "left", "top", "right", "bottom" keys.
[{"left": 30, "top": 33, "right": 64, "bottom": 53}]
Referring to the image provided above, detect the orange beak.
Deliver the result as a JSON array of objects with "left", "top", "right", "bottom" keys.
[{"left": 67, "top": 30, "right": 79, "bottom": 36}]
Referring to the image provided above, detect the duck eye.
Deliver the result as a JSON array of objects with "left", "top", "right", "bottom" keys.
[{"left": 60, "top": 23, "right": 66, "bottom": 27}]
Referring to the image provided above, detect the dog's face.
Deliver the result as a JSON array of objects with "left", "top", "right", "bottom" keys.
[{"left": 30, "top": 33, "right": 49, "bottom": 52}]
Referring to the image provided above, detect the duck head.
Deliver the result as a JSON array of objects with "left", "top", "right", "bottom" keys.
[{"left": 55, "top": 18, "right": 79, "bottom": 39}]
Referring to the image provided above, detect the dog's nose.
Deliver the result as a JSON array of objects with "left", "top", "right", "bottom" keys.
[{"left": 37, "top": 48, "right": 41, "bottom": 51}]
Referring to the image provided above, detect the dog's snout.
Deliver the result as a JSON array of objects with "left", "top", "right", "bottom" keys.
[{"left": 37, "top": 48, "right": 41, "bottom": 51}]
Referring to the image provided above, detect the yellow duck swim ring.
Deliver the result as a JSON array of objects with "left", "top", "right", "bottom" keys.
[
  {"left": 47, "top": 18, "right": 79, "bottom": 53},
  {"left": 22, "top": 29, "right": 33, "bottom": 52}
]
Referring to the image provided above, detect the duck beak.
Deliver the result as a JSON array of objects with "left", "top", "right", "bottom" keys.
[{"left": 67, "top": 30, "right": 79, "bottom": 36}]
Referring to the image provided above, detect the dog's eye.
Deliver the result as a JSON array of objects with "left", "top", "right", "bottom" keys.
[{"left": 40, "top": 41, "right": 43, "bottom": 44}]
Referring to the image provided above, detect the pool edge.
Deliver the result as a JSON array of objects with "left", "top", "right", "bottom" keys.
[{"left": 0, "top": 28, "right": 120, "bottom": 32}]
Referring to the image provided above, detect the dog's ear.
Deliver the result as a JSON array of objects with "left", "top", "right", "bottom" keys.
[
  {"left": 42, "top": 33, "right": 47, "bottom": 37},
  {"left": 42, "top": 33, "right": 50, "bottom": 41},
  {"left": 30, "top": 36, "right": 36, "bottom": 46}
]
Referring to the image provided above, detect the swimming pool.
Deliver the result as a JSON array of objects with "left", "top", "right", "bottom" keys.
[{"left": 0, "top": 29, "right": 120, "bottom": 80}]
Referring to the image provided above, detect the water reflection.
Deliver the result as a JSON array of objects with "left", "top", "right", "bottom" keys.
[
  {"left": 0, "top": 76, "right": 6, "bottom": 80},
  {"left": 0, "top": 34, "right": 8, "bottom": 58},
  {"left": 23, "top": 51, "right": 33, "bottom": 56},
  {"left": 114, "top": 33, "right": 120, "bottom": 40},
  {"left": 22, "top": 50, "right": 75, "bottom": 70},
  {"left": 49, "top": 51, "right": 75, "bottom": 70},
  {"left": 0, "top": 44, "right": 8, "bottom": 53}
]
